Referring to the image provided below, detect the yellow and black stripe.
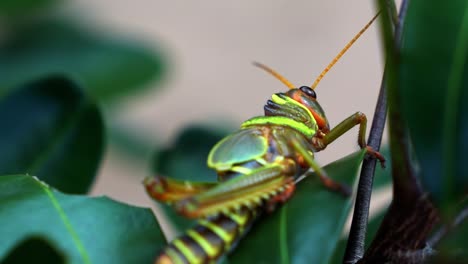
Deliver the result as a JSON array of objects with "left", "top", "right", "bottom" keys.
[{"left": 156, "top": 208, "right": 258, "bottom": 264}]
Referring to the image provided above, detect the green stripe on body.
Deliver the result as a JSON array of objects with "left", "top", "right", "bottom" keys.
[
  {"left": 199, "top": 219, "right": 234, "bottom": 246},
  {"left": 187, "top": 230, "right": 218, "bottom": 258},
  {"left": 242, "top": 116, "right": 315, "bottom": 138},
  {"left": 173, "top": 239, "right": 201, "bottom": 264}
]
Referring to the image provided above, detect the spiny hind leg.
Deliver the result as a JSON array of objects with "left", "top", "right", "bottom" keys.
[
  {"left": 174, "top": 163, "right": 296, "bottom": 219},
  {"left": 144, "top": 176, "right": 218, "bottom": 203},
  {"left": 314, "top": 111, "right": 386, "bottom": 167},
  {"left": 290, "top": 136, "right": 351, "bottom": 196},
  {"left": 265, "top": 182, "right": 296, "bottom": 212}
]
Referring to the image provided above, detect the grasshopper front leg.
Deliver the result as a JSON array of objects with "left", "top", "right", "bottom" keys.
[
  {"left": 289, "top": 136, "right": 352, "bottom": 196},
  {"left": 313, "top": 111, "right": 386, "bottom": 167}
]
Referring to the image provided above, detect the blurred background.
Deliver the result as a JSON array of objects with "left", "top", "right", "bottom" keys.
[{"left": 0, "top": 0, "right": 388, "bottom": 211}]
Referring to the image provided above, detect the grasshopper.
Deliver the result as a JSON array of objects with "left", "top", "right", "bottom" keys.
[{"left": 145, "top": 13, "right": 384, "bottom": 264}]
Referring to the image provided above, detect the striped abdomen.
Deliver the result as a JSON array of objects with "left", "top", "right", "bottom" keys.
[{"left": 156, "top": 208, "right": 258, "bottom": 264}]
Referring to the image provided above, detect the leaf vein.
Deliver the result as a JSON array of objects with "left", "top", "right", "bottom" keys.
[{"left": 37, "top": 179, "right": 91, "bottom": 263}]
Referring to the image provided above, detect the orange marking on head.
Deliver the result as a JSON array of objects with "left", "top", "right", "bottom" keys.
[
  {"left": 290, "top": 90, "right": 327, "bottom": 129},
  {"left": 291, "top": 90, "right": 302, "bottom": 102},
  {"left": 310, "top": 110, "right": 327, "bottom": 129}
]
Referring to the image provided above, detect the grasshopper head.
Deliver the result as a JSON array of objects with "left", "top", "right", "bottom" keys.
[
  {"left": 263, "top": 86, "right": 330, "bottom": 138},
  {"left": 253, "top": 62, "right": 333, "bottom": 135},
  {"left": 286, "top": 86, "right": 330, "bottom": 133}
]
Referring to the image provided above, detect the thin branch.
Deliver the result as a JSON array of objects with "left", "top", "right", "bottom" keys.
[
  {"left": 342, "top": 72, "right": 388, "bottom": 264},
  {"left": 343, "top": 0, "right": 404, "bottom": 263},
  {"left": 357, "top": 0, "right": 439, "bottom": 262}
]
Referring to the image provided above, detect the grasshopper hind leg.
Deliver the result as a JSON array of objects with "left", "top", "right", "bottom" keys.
[
  {"left": 144, "top": 176, "right": 218, "bottom": 203},
  {"left": 173, "top": 163, "right": 296, "bottom": 219}
]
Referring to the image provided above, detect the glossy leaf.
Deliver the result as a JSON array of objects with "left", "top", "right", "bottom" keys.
[
  {"left": 0, "top": 76, "right": 103, "bottom": 194},
  {"left": 0, "top": 175, "right": 166, "bottom": 264},
  {"left": 400, "top": 0, "right": 468, "bottom": 210},
  {"left": 0, "top": 20, "right": 166, "bottom": 102},
  {"left": 229, "top": 150, "right": 366, "bottom": 264}
]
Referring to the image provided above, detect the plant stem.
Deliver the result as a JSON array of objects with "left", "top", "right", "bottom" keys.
[
  {"left": 342, "top": 1, "right": 400, "bottom": 263},
  {"left": 357, "top": 0, "right": 439, "bottom": 262}
]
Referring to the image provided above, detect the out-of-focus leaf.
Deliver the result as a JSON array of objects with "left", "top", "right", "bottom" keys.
[
  {"left": 153, "top": 125, "right": 230, "bottom": 182},
  {"left": 0, "top": 175, "right": 166, "bottom": 264},
  {"left": 1, "top": 237, "right": 65, "bottom": 264},
  {"left": 0, "top": 20, "right": 166, "bottom": 102},
  {"left": 229, "top": 150, "right": 366, "bottom": 264},
  {"left": 400, "top": 0, "right": 468, "bottom": 211},
  {"left": 433, "top": 215, "right": 468, "bottom": 263},
  {"left": 0, "top": 0, "right": 58, "bottom": 17},
  {"left": 108, "top": 124, "right": 157, "bottom": 164},
  {"left": 0, "top": 76, "right": 103, "bottom": 194},
  {"left": 151, "top": 125, "right": 231, "bottom": 233}
]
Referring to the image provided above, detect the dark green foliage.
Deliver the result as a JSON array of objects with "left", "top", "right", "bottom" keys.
[
  {"left": 400, "top": 0, "right": 468, "bottom": 211},
  {"left": 0, "top": 0, "right": 173, "bottom": 262},
  {"left": 0, "top": 0, "right": 58, "bottom": 17},
  {"left": 0, "top": 175, "right": 166, "bottom": 263},
  {"left": 0, "top": 20, "right": 166, "bottom": 102},
  {"left": 0, "top": 76, "right": 103, "bottom": 194}
]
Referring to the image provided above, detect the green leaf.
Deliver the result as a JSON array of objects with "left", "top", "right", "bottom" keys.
[
  {"left": 400, "top": 0, "right": 468, "bottom": 210},
  {"left": 0, "top": 76, "right": 104, "bottom": 194},
  {"left": 434, "top": 214, "right": 468, "bottom": 262},
  {"left": 228, "top": 150, "right": 366, "bottom": 264},
  {"left": 0, "top": 19, "right": 166, "bottom": 102},
  {"left": 0, "top": 0, "right": 58, "bottom": 17},
  {"left": 0, "top": 175, "right": 166, "bottom": 264}
]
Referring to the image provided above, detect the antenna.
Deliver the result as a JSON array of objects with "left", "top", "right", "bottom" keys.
[
  {"left": 310, "top": 12, "right": 380, "bottom": 89},
  {"left": 253, "top": 61, "right": 295, "bottom": 89}
]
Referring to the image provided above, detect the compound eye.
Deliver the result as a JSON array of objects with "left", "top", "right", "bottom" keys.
[{"left": 299, "top": 86, "right": 316, "bottom": 99}]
